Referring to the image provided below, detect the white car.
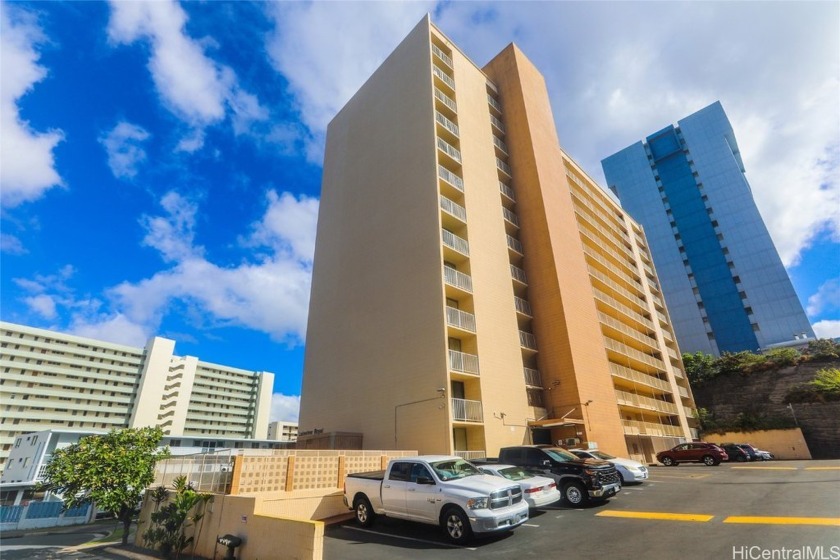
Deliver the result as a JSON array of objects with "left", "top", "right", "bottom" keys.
[
  {"left": 570, "top": 449, "right": 649, "bottom": 483},
  {"left": 478, "top": 464, "right": 560, "bottom": 508}
]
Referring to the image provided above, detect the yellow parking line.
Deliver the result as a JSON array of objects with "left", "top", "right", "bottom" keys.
[
  {"left": 805, "top": 467, "right": 840, "bottom": 471},
  {"left": 597, "top": 510, "right": 714, "bottom": 522},
  {"left": 731, "top": 466, "right": 797, "bottom": 470},
  {"left": 724, "top": 516, "right": 840, "bottom": 526}
]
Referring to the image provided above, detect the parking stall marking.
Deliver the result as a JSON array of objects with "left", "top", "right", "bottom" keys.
[
  {"left": 731, "top": 466, "right": 797, "bottom": 470},
  {"left": 341, "top": 526, "right": 478, "bottom": 550},
  {"left": 723, "top": 516, "right": 840, "bottom": 526},
  {"left": 804, "top": 466, "right": 840, "bottom": 471},
  {"left": 596, "top": 510, "right": 714, "bottom": 522}
]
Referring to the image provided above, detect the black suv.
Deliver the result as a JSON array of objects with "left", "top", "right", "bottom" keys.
[
  {"left": 497, "top": 445, "right": 621, "bottom": 506},
  {"left": 720, "top": 443, "right": 750, "bottom": 462}
]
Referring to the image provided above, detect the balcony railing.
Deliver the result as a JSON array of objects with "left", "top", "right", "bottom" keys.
[
  {"left": 444, "top": 266, "right": 473, "bottom": 293},
  {"left": 451, "top": 398, "right": 483, "bottom": 422},
  {"left": 432, "top": 65, "right": 456, "bottom": 90},
  {"left": 524, "top": 367, "right": 542, "bottom": 387},
  {"left": 609, "top": 363, "right": 671, "bottom": 392},
  {"left": 442, "top": 229, "right": 469, "bottom": 256},
  {"left": 492, "top": 135, "right": 509, "bottom": 154},
  {"left": 678, "top": 385, "right": 689, "bottom": 398},
  {"left": 432, "top": 44, "right": 453, "bottom": 68},
  {"left": 514, "top": 297, "right": 532, "bottom": 316},
  {"left": 502, "top": 207, "right": 519, "bottom": 227},
  {"left": 499, "top": 181, "right": 516, "bottom": 201},
  {"left": 510, "top": 264, "right": 528, "bottom": 284},
  {"left": 487, "top": 94, "right": 502, "bottom": 113},
  {"left": 435, "top": 111, "right": 459, "bottom": 137},
  {"left": 519, "top": 330, "right": 537, "bottom": 350},
  {"left": 684, "top": 406, "right": 696, "bottom": 419},
  {"left": 454, "top": 450, "right": 487, "bottom": 460},
  {"left": 486, "top": 80, "right": 499, "bottom": 94},
  {"left": 446, "top": 307, "right": 476, "bottom": 333},
  {"left": 438, "top": 165, "right": 464, "bottom": 191},
  {"left": 449, "top": 349, "right": 480, "bottom": 375},
  {"left": 506, "top": 234, "right": 524, "bottom": 255},
  {"left": 434, "top": 87, "right": 457, "bottom": 113},
  {"left": 496, "top": 158, "right": 512, "bottom": 177},
  {"left": 621, "top": 419, "right": 684, "bottom": 438},
  {"left": 437, "top": 137, "right": 462, "bottom": 163},
  {"left": 614, "top": 389, "right": 679, "bottom": 415},
  {"left": 440, "top": 196, "right": 466, "bottom": 222},
  {"left": 490, "top": 114, "right": 505, "bottom": 133}
]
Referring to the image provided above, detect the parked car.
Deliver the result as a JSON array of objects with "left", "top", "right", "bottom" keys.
[
  {"left": 568, "top": 449, "right": 649, "bottom": 483},
  {"left": 477, "top": 464, "right": 561, "bottom": 508},
  {"left": 343, "top": 456, "right": 528, "bottom": 544},
  {"left": 656, "top": 442, "right": 728, "bottom": 466},
  {"left": 736, "top": 444, "right": 763, "bottom": 462},
  {"left": 719, "top": 443, "right": 751, "bottom": 462},
  {"left": 494, "top": 445, "right": 621, "bottom": 506},
  {"left": 755, "top": 449, "right": 774, "bottom": 461}
]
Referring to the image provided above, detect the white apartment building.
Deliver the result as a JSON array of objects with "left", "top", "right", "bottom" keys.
[
  {"left": 0, "top": 321, "right": 274, "bottom": 473},
  {"left": 267, "top": 421, "right": 298, "bottom": 442}
]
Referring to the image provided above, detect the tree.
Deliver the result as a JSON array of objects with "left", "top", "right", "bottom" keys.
[
  {"left": 682, "top": 351, "right": 719, "bottom": 385},
  {"left": 40, "top": 427, "right": 170, "bottom": 545},
  {"left": 143, "top": 476, "right": 212, "bottom": 559}
]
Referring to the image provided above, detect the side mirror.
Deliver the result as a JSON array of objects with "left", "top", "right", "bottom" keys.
[
  {"left": 416, "top": 476, "right": 435, "bottom": 485},
  {"left": 541, "top": 460, "right": 551, "bottom": 467}
]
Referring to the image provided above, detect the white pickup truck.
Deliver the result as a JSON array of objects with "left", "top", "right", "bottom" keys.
[{"left": 343, "top": 455, "right": 529, "bottom": 544}]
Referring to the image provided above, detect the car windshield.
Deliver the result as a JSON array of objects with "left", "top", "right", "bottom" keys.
[
  {"left": 591, "top": 451, "right": 616, "bottom": 460},
  {"left": 430, "top": 459, "right": 481, "bottom": 481},
  {"left": 497, "top": 467, "right": 530, "bottom": 481},
  {"left": 543, "top": 448, "right": 579, "bottom": 462}
]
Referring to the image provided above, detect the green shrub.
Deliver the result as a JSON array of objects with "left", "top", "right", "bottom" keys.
[{"left": 802, "top": 339, "right": 840, "bottom": 362}]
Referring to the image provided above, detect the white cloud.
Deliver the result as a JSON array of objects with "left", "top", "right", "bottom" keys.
[
  {"left": 0, "top": 2, "right": 63, "bottom": 206},
  {"left": 270, "top": 393, "right": 301, "bottom": 423},
  {"left": 1, "top": 233, "right": 26, "bottom": 254},
  {"left": 99, "top": 121, "right": 150, "bottom": 179},
  {"left": 140, "top": 191, "right": 202, "bottom": 263},
  {"left": 24, "top": 293, "right": 57, "bottom": 319},
  {"left": 68, "top": 313, "right": 149, "bottom": 347},
  {"left": 807, "top": 278, "right": 840, "bottom": 318},
  {"left": 107, "top": 0, "right": 266, "bottom": 143},
  {"left": 263, "top": 1, "right": 435, "bottom": 161},
  {"left": 812, "top": 320, "right": 840, "bottom": 340}
]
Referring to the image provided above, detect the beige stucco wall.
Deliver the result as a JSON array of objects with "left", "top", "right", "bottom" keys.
[
  {"left": 129, "top": 337, "right": 176, "bottom": 429},
  {"left": 706, "top": 429, "right": 811, "bottom": 460}
]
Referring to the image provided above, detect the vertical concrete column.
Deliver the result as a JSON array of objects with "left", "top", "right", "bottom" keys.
[
  {"left": 285, "top": 456, "right": 296, "bottom": 492},
  {"left": 229, "top": 455, "right": 244, "bottom": 495},
  {"left": 337, "top": 456, "right": 345, "bottom": 489}
]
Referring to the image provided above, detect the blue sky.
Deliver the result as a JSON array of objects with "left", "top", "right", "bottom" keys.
[{"left": 2, "top": 1, "right": 838, "bottom": 423}]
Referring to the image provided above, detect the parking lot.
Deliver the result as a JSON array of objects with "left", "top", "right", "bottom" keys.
[{"left": 325, "top": 460, "right": 840, "bottom": 560}]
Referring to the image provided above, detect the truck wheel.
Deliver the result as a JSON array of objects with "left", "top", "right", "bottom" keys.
[
  {"left": 563, "top": 481, "right": 587, "bottom": 506},
  {"left": 441, "top": 507, "right": 472, "bottom": 545},
  {"left": 702, "top": 455, "right": 718, "bottom": 466},
  {"left": 353, "top": 496, "right": 376, "bottom": 527}
]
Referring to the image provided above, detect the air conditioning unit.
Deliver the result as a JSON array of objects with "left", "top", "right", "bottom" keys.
[{"left": 564, "top": 437, "right": 581, "bottom": 446}]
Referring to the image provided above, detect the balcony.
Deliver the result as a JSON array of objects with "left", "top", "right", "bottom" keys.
[
  {"left": 434, "top": 87, "right": 457, "bottom": 114},
  {"left": 502, "top": 207, "right": 519, "bottom": 228},
  {"left": 621, "top": 419, "right": 684, "bottom": 438},
  {"left": 609, "top": 363, "right": 671, "bottom": 392},
  {"left": 440, "top": 195, "right": 466, "bottom": 223},
  {"left": 435, "top": 111, "right": 460, "bottom": 138},
  {"left": 506, "top": 234, "right": 524, "bottom": 255},
  {"left": 523, "top": 367, "right": 541, "bottom": 387},
  {"left": 496, "top": 157, "right": 512, "bottom": 177},
  {"left": 499, "top": 181, "right": 516, "bottom": 202},
  {"left": 510, "top": 264, "right": 528, "bottom": 285},
  {"left": 442, "top": 229, "right": 469, "bottom": 257},
  {"left": 432, "top": 65, "right": 456, "bottom": 91},
  {"left": 519, "top": 330, "right": 537, "bottom": 351},
  {"left": 614, "top": 389, "right": 679, "bottom": 415},
  {"left": 432, "top": 43, "right": 453, "bottom": 68},
  {"left": 492, "top": 135, "right": 509, "bottom": 155},
  {"left": 451, "top": 398, "right": 483, "bottom": 422},
  {"left": 438, "top": 165, "right": 464, "bottom": 192},
  {"left": 490, "top": 114, "right": 505, "bottom": 134},
  {"left": 446, "top": 306, "right": 476, "bottom": 333},
  {"left": 444, "top": 266, "right": 473, "bottom": 293},
  {"left": 487, "top": 94, "right": 502, "bottom": 114},
  {"left": 514, "top": 297, "right": 532, "bottom": 317},
  {"left": 454, "top": 450, "right": 487, "bottom": 460},
  {"left": 486, "top": 80, "right": 499, "bottom": 95},
  {"left": 684, "top": 406, "right": 696, "bottom": 419},
  {"left": 449, "top": 349, "right": 480, "bottom": 376},
  {"left": 437, "top": 137, "right": 462, "bottom": 164}
]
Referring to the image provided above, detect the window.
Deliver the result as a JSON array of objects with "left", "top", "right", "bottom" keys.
[{"left": 388, "top": 462, "right": 411, "bottom": 482}]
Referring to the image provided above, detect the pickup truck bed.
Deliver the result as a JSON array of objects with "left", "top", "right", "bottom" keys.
[{"left": 347, "top": 470, "right": 386, "bottom": 480}]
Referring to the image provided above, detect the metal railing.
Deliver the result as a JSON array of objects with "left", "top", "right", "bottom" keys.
[
  {"left": 432, "top": 44, "right": 453, "bottom": 67},
  {"left": 454, "top": 450, "right": 487, "bottom": 460},
  {"left": 446, "top": 307, "right": 476, "bottom": 332},
  {"left": 435, "top": 111, "right": 459, "bottom": 137},
  {"left": 523, "top": 367, "right": 542, "bottom": 387},
  {"left": 614, "top": 389, "right": 679, "bottom": 415},
  {"left": 609, "top": 363, "right": 671, "bottom": 392},
  {"left": 502, "top": 207, "right": 519, "bottom": 227},
  {"left": 434, "top": 87, "right": 457, "bottom": 113},
  {"left": 444, "top": 266, "right": 473, "bottom": 293},
  {"left": 499, "top": 181, "right": 516, "bottom": 201},
  {"left": 449, "top": 350, "right": 480, "bottom": 375},
  {"left": 496, "top": 157, "right": 512, "bottom": 176},
  {"left": 510, "top": 264, "right": 528, "bottom": 284},
  {"left": 514, "top": 297, "right": 532, "bottom": 316},
  {"left": 487, "top": 94, "right": 502, "bottom": 113},
  {"left": 152, "top": 449, "right": 235, "bottom": 494},
  {"left": 451, "top": 398, "right": 483, "bottom": 422},
  {"left": 437, "top": 137, "right": 462, "bottom": 163},
  {"left": 519, "top": 331, "right": 537, "bottom": 350},
  {"left": 621, "top": 419, "right": 684, "bottom": 438},
  {"left": 506, "top": 234, "right": 524, "bottom": 254},
  {"left": 438, "top": 165, "right": 464, "bottom": 191},
  {"left": 486, "top": 80, "right": 499, "bottom": 94},
  {"left": 432, "top": 65, "right": 456, "bottom": 90},
  {"left": 442, "top": 229, "right": 469, "bottom": 256},
  {"left": 440, "top": 196, "right": 466, "bottom": 222},
  {"left": 493, "top": 136, "right": 509, "bottom": 154},
  {"left": 490, "top": 114, "right": 505, "bottom": 133}
]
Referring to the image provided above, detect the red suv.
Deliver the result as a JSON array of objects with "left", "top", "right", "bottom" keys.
[{"left": 656, "top": 442, "right": 728, "bottom": 466}]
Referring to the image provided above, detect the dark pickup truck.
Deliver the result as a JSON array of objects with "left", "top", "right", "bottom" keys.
[{"left": 495, "top": 445, "right": 621, "bottom": 506}]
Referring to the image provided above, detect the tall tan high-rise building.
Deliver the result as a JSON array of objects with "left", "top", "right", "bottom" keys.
[{"left": 300, "top": 17, "right": 697, "bottom": 464}]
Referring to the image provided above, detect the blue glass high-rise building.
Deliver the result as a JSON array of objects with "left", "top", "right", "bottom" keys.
[{"left": 602, "top": 102, "right": 814, "bottom": 356}]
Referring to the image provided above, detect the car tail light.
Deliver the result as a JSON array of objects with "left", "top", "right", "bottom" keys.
[
  {"left": 547, "top": 482, "right": 556, "bottom": 489},
  {"left": 525, "top": 487, "right": 542, "bottom": 493}
]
